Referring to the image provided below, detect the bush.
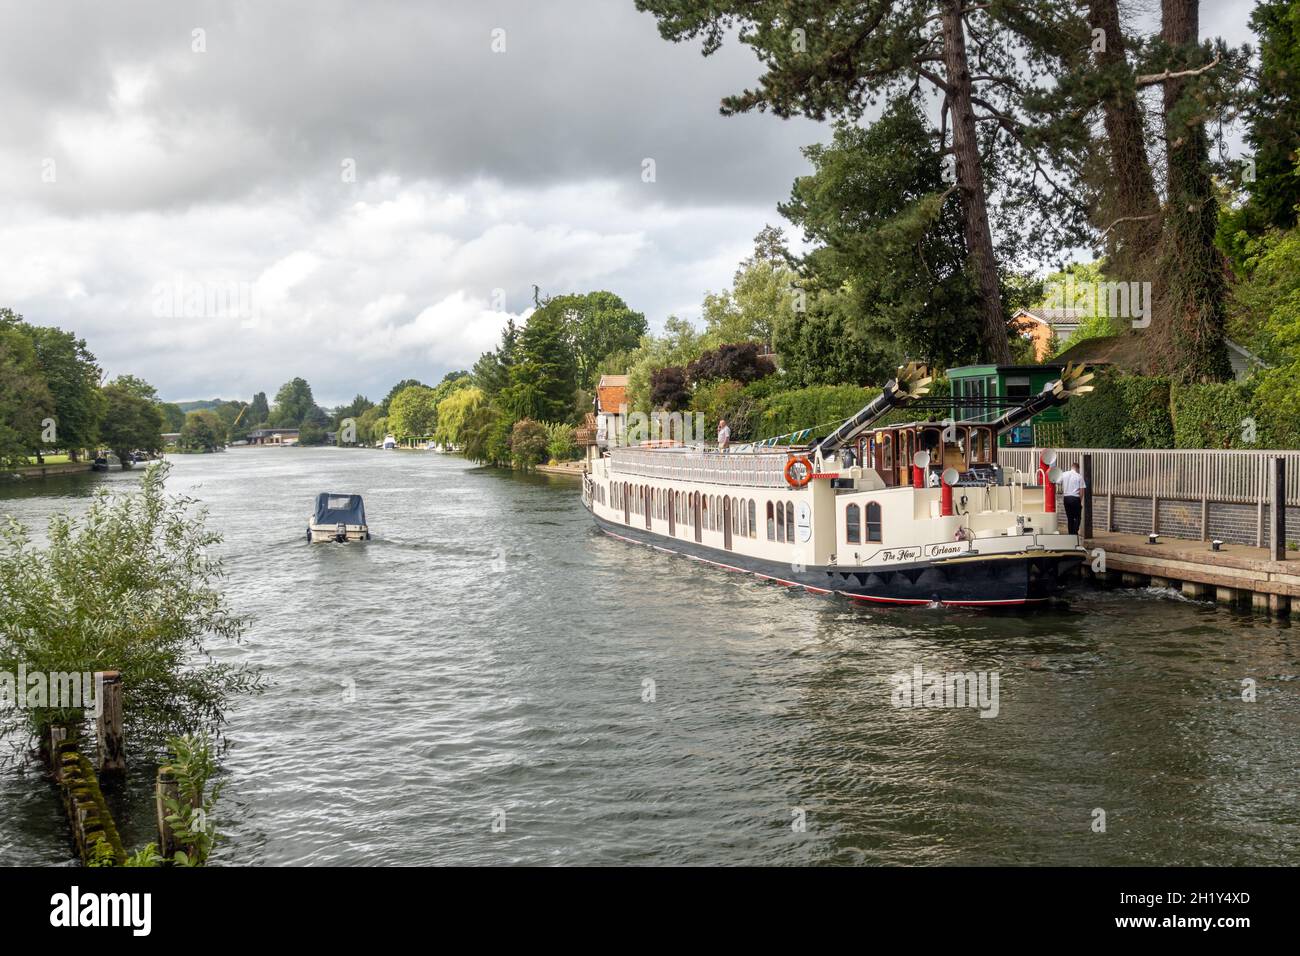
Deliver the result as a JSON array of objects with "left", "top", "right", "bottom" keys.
[
  {"left": 1171, "top": 380, "right": 1257, "bottom": 449},
  {"left": 0, "top": 463, "right": 262, "bottom": 759},
  {"left": 755, "top": 384, "right": 872, "bottom": 442},
  {"left": 545, "top": 422, "right": 578, "bottom": 461},
  {"left": 1065, "top": 372, "right": 1174, "bottom": 448},
  {"left": 1251, "top": 362, "right": 1300, "bottom": 448},
  {"left": 509, "top": 419, "right": 549, "bottom": 470}
]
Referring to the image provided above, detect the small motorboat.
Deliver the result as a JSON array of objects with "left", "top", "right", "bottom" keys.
[
  {"left": 307, "top": 493, "right": 370, "bottom": 543},
  {"left": 92, "top": 456, "right": 110, "bottom": 472},
  {"left": 382, "top": 434, "right": 397, "bottom": 450}
]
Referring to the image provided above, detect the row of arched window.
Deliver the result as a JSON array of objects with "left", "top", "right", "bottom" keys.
[
  {"left": 845, "top": 502, "right": 883, "bottom": 544},
  {"left": 609, "top": 481, "right": 809, "bottom": 546}
]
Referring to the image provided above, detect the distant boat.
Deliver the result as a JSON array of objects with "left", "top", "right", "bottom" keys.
[
  {"left": 92, "top": 456, "right": 110, "bottom": 472},
  {"left": 306, "top": 493, "right": 370, "bottom": 543},
  {"left": 382, "top": 434, "right": 397, "bottom": 450}
]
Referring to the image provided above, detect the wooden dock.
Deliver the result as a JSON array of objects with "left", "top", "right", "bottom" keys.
[{"left": 1084, "top": 531, "right": 1296, "bottom": 615}]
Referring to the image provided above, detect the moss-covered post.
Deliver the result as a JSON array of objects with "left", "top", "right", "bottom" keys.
[
  {"left": 96, "top": 670, "right": 126, "bottom": 773},
  {"left": 156, "top": 766, "right": 179, "bottom": 858}
]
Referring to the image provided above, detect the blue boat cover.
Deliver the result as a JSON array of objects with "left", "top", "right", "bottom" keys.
[{"left": 312, "top": 493, "right": 367, "bottom": 526}]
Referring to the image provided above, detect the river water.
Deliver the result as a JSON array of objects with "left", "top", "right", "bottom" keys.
[{"left": 1, "top": 448, "right": 1297, "bottom": 866}]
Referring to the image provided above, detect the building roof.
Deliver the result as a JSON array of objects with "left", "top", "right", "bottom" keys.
[
  {"left": 1055, "top": 334, "right": 1265, "bottom": 381},
  {"left": 596, "top": 374, "right": 629, "bottom": 414}
]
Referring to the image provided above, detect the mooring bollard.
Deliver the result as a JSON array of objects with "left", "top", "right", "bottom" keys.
[
  {"left": 96, "top": 670, "right": 125, "bottom": 773},
  {"left": 156, "top": 766, "right": 179, "bottom": 858}
]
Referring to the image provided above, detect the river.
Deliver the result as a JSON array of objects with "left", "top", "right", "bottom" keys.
[{"left": 1, "top": 448, "right": 1297, "bottom": 865}]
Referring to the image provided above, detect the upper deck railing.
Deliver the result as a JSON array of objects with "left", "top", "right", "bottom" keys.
[
  {"left": 608, "top": 446, "right": 794, "bottom": 488},
  {"left": 999, "top": 447, "right": 1300, "bottom": 507}
]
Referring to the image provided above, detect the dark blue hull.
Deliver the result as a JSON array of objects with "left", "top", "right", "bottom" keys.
[{"left": 590, "top": 512, "right": 1083, "bottom": 607}]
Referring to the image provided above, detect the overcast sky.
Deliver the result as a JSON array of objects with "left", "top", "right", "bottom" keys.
[{"left": 0, "top": 0, "right": 1260, "bottom": 406}]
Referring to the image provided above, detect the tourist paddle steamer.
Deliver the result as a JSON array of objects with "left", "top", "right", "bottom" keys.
[{"left": 581, "top": 363, "right": 1095, "bottom": 607}]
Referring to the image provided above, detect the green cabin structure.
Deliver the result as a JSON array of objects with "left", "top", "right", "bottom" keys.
[{"left": 947, "top": 364, "right": 1066, "bottom": 448}]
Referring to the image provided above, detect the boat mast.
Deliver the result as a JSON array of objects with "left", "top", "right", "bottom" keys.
[{"left": 808, "top": 362, "right": 933, "bottom": 461}]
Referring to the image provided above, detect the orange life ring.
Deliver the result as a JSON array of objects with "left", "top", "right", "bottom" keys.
[{"left": 784, "top": 456, "right": 813, "bottom": 488}]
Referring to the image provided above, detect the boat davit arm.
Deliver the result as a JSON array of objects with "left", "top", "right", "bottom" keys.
[
  {"left": 809, "top": 362, "right": 933, "bottom": 462},
  {"left": 988, "top": 363, "right": 1095, "bottom": 435}
]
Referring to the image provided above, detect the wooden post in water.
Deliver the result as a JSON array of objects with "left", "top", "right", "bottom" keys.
[
  {"left": 48, "top": 725, "right": 68, "bottom": 782},
  {"left": 96, "top": 670, "right": 125, "bottom": 773},
  {"left": 156, "top": 766, "right": 179, "bottom": 858},
  {"left": 1082, "top": 454, "right": 1094, "bottom": 541},
  {"left": 1271, "top": 456, "right": 1287, "bottom": 561}
]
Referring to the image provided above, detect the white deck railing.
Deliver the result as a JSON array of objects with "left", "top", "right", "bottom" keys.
[
  {"left": 999, "top": 447, "right": 1300, "bottom": 507},
  {"left": 609, "top": 447, "right": 792, "bottom": 488}
]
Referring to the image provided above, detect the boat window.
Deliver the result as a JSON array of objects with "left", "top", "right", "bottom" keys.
[
  {"left": 766, "top": 501, "right": 775, "bottom": 541},
  {"left": 866, "top": 502, "right": 882, "bottom": 542},
  {"left": 748, "top": 499, "right": 757, "bottom": 537},
  {"left": 846, "top": 503, "right": 861, "bottom": 544},
  {"left": 883, "top": 434, "right": 893, "bottom": 470},
  {"left": 786, "top": 502, "right": 794, "bottom": 542},
  {"left": 776, "top": 501, "right": 786, "bottom": 542}
]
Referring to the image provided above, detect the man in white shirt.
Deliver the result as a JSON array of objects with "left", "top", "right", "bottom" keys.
[
  {"left": 1059, "top": 462, "right": 1086, "bottom": 535},
  {"left": 717, "top": 419, "right": 731, "bottom": 453}
]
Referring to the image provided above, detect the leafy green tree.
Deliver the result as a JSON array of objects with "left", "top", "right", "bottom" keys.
[
  {"left": 434, "top": 385, "right": 485, "bottom": 447},
  {"left": 297, "top": 421, "right": 327, "bottom": 446},
  {"left": 333, "top": 395, "right": 374, "bottom": 428},
  {"left": 779, "top": 102, "right": 981, "bottom": 373},
  {"left": 552, "top": 291, "right": 647, "bottom": 390},
  {"left": 545, "top": 422, "right": 578, "bottom": 461},
  {"left": 1238, "top": 0, "right": 1300, "bottom": 237},
  {"left": 11, "top": 316, "right": 104, "bottom": 459},
  {"left": 502, "top": 302, "right": 577, "bottom": 422},
  {"left": 0, "top": 321, "right": 54, "bottom": 465},
  {"left": 509, "top": 419, "right": 549, "bottom": 470},
  {"left": 178, "top": 410, "right": 226, "bottom": 453},
  {"left": 111, "top": 375, "right": 158, "bottom": 402},
  {"left": 159, "top": 403, "right": 187, "bottom": 433},
  {"left": 387, "top": 385, "right": 439, "bottom": 437},
  {"left": 269, "top": 378, "right": 317, "bottom": 427},
  {"left": 99, "top": 383, "right": 164, "bottom": 467},
  {"left": 0, "top": 463, "right": 261, "bottom": 757},
  {"left": 248, "top": 391, "right": 270, "bottom": 426},
  {"left": 703, "top": 228, "right": 797, "bottom": 348},
  {"left": 354, "top": 405, "right": 386, "bottom": 445},
  {"left": 380, "top": 379, "right": 426, "bottom": 414},
  {"left": 649, "top": 366, "right": 690, "bottom": 411},
  {"left": 625, "top": 316, "right": 712, "bottom": 412},
  {"left": 471, "top": 319, "right": 519, "bottom": 398}
]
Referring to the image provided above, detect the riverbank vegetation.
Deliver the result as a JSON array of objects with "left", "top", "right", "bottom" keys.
[{"left": 0, "top": 463, "right": 262, "bottom": 759}]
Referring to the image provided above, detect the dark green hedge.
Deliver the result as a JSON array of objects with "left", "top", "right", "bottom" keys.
[
  {"left": 1171, "top": 381, "right": 1257, "bottom": 449},
  {"left": 1064, "top": 372, "right": 1174, "bottom": 448}
]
